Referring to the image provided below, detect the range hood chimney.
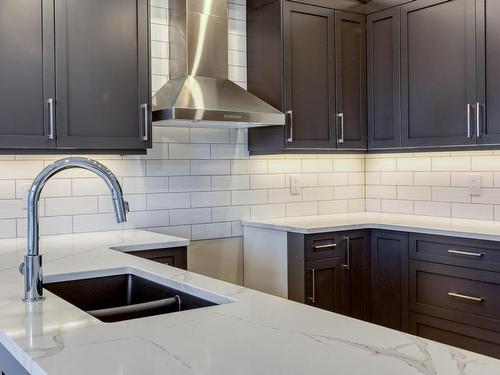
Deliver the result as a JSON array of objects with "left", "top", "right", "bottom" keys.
[{"left": 152, "top": 0, "right": 285, "bottom": 128}]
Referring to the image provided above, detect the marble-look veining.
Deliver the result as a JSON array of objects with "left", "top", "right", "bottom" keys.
[
  {"left": 243, "top": 211, "right": 500, "bottom": 241},
  {"left": 0, "top": 230, "right": 499, "bottom": 374}
]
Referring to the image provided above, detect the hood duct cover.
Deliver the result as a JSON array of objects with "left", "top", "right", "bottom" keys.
[{"left": 152, "top": 0, "right": 285, "bottom": 128}]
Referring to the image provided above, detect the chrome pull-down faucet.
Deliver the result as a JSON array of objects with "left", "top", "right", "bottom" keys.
[{"left": 20, "top": 157, "right": 129, "bottom": 302}]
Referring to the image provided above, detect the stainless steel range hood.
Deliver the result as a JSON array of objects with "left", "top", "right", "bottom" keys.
[{"left": 152, "top": 0, "right": 285, "bottom": 128}]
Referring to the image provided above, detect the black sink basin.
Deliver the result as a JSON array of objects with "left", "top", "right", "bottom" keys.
[{"left": 45, "top": 273, "right": 217, "bottom": 323}]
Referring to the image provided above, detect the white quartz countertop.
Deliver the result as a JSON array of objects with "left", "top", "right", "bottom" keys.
[
  {"left": 1, "top": 229, "right": 499, "bottom": 374},
  {"left": 243, "top": 211, "right": 500, "bottom": 241}
]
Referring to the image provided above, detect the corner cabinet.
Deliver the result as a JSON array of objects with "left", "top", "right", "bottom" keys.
[
  {"left": 0, "top": 0, "right": 151, "bottom": 153},
  {"left": 288, "top": 230, "right": 371, "bottom": 321},
  {"left": 367, "top": 7, "right": 401, "bottom": 150},
  {"left": 247, "top": 0, "right": 366, "bottom": 154}
]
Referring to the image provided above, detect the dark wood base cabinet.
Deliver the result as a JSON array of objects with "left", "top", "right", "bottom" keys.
[
  {"left": 287, "top": 229, "right": 500, "bottom": 359},
  {"left": 127, "top": 246, "right": 187, "bottom": 269}
]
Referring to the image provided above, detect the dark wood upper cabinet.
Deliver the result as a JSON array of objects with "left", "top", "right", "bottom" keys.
[
  {"left": 371, "top": 230, "right": 409, "bottom": 332},
  {"left": 0, "top": 0, "right": 150, "bottom": 153},
  {"left": 284, "top": 2, "right": 336, "bottom": 149},
  {"left": 476, "top": 0, "right": 500, "bottom": 145},
  {"left": 247, "top": 0, "right": 366, "bottom": 153},
  {"left": 367, "top": 7, "right": 401, "bottom": 150},
  {"left": 55, "top": 0, "right": 150, "bottom": 150},
  {"left": 400, "top": 0, "right": 477, "bottom": 148},
  {"left": 335, "top": 12, "right": 367, "bottom": 150},
  {"left": 0, "top": 0, "right": 55, "bottom": 149}
]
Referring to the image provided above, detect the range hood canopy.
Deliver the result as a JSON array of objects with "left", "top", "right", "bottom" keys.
[{"left": 152, "top": 0, "right": 285, "bottom": 128}]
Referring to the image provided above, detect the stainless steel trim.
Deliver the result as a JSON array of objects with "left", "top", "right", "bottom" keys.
[
  {"left": 342, "top": 236, "right": 350, "bottom": 270},
  {"left": 467, "top": 103, "right": 472, "bottom": 139},
  {"left": 48, "top": 98, "right": 55, "bottom": 140},
  {"left": 141, "top": 103, "right": 149, "bottom": 141},
  {"left": 308, "top": 269, "right": 316, "bottom": 303},
  {"left": 314, "top": 243, "right": 336, "bottom": 250},
  {"left": 448, "top": 292, "right": 484, "bottom": 303},
  {"left": 476, "top": 102, "right": 481, "bottom": 138},
  {"left": 337, "top": 113, "right": 344, "bottom": 144},
  {"left": 448, "top": 249, "right": 484, "bottom": 257},
  {"left": 87, "top": 296, "right": 181, "bottom": 318},
  {"left": 286, "top": 110, "right": 293, "bottom": 143},
  {"left": 22, "top": 158, "right": 128, "bottom": 302}
]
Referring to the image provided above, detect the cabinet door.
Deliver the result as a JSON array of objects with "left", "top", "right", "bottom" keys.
[
  {"left": 342, "top": 230, "right": 371, "bottom": 322},
  {"left": 409, "top": 312, "right": 500, "bottom": 359},
  {"left": 55, "top": 0, "right": 150, "bottom": 150},
  {"left": 401, "top": 0, "right": 477, "bottom": 148},
  {"left": 0, "top": 0, "right": 55, "bottom": 149},
  {"left": 371, "top": 230, "right": 409, "bottom": 331},
  {"left": 283, "top": 1, "right": 335, "bottom": 149},
  {"left": 335, "top": 11, "right": 367, "bottom": 150},
  {"left": 476, "top": 0, "right": 500, "bottom": 145},
  {"left": 305, "top": 258, "right": 343, "bottom": 313},
  {"left": 367, "top": 8, "right": 401, "bottom": 150}
]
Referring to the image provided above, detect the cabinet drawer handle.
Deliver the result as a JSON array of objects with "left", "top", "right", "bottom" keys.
[
  {"left": 337, "top": 113, "right": 344, "bottom": 144},
  {"left": 476, "top": 102, "right": 481, "bottom": 138},
  {"left": 448, "top": 292, "right": 484, "bottom": 303},
  {"left": 313, "top": 243, "right": 336, "bottom": 250},
  {"left": 47, "top": 98, "right": 55, "bottom": 140},
  {"left": 141, "top": 103, "right": 149, "bottom": 141},
  {"left": 467, "top": 103, "right": 472, "bottom": 139},
  {"left": 342, "top": 236, "right": 350, "bottom": 270},
  {"left": 286, "top": 110, "right": 293, "bottom": 143},
  {"left": 447, "top": 249, "right": 484, "bottom": 258},
  {"left": 307, "top": 268, "right": 316, "bottom": 304}
]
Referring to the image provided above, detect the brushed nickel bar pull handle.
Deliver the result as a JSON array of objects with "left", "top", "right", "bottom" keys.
[
  {"left": 307, "top": 269, "right": 316, "bottom": 303},
  {"left": 47, "top": 98, "right": 55, "bottom": 140},
  {"left": 314, "top": 243, "right": 337, "bottom": 249},
  {"left": 141, "top": 103, "right": 149, "bottom": 141},
  {"left": 448, "top": 249, "right": 484, "bottom": 258},
  {"left": 448, "top": 292, "right": 484, "bottom": 303},
  {"left": 342, "top": 236, "right": 350, "bottom": 270},
  {"left": 467, "top": 103, "right": 472, "bottom": 139},
  {"left": 337, "top": 113, "right": 344, "bottom": 144},
  {"left": 476, "top": 102, "right": 481, "bottom": 138},
  {"left": 286, "top": 110, "right": 293, "bottom": 143}
]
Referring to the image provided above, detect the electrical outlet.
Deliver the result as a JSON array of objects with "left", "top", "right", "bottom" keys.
[
  {"left": 469, "top": 174, "right": 481, "bottom": 196},
  {"left": 289, "top": 175, "right": 300, "bottom": 195}
]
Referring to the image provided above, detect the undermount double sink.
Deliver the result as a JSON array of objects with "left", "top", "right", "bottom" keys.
[{"left": 44, "top": 268, "right": 232, "bottom": 323}]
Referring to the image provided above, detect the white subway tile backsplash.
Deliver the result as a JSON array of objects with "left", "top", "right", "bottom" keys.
[
  {"left": 414, "top": 172, "right": 450, "bottom": 187},
  {"left": 318, "top": 173, "right": 348, "bottom": 186},
  {"left": 452, "top": 203, "right": 494, "bottom": 221},
  {"left": 231, "top": 160, "right": 267, "bottom": 174},
  {"left": 381, "top": 199, "right": 413, "bottom": 215},
  {"left": 191, "top": 191, "right": 231, "bottom": 208},
  {"left": 302, "top": 159, "right": 332, "bottom": 173},
  {"left": 303, "top": 187, "right": 334, "bottom": 201},
  {"left": 123, "top": 177, "right": 168, "bottom": 194},
  {"left": 192, "top": 222, "right": 232, "bottom": 240},
  {"left": 146, "top": 193, "right": 190, "bottom": 209},
  {"left": 232, "top": 190, "right": 267, "bottom": 205},
  {"left": 397, "top": 186, "right": 431, "bottom": 201},
  {"left": 366, "top": 186, "right": 397, "bottom": 199},
  {"left": 318, "top": 200, "right": 348, "bottom": 215},
  {"left": 191, "top": 160, "right": 230, "bottom": 176},
  {"left": 286, "top": 201, "right": 318, "bottom": 217},
  {"left": 432, "top": 156, "right": 471, "bottom": 171},
  {"left": 414, "top": 201, "right": 451, "bottom": 217},
  {"left": 0, "top": 219, "right": 16, "bottom": 239},
  {"left": 73, "top": 213, "right": 124, "bottom": 233},
  {"left": 46, "top": 197, "right": 98, "bottom": 216},
  {"left": 170, "top": 208, "right": 211, "bottom": 225},
  {"left": 212, "top": 205, "right": 250, "bottom": 222},
  {"left": 147, "top": 160, "right": 190, "bottom": 176},
  {"left": 211, "top": 175, "right": 249, "bottom": 191},
  {"left": 380, "top": 172, "right": 413, "bottom": 186},
  {"left": 250, "top": 203, "right": 285, "bottom": 220},
  {"left": 169, "top": 144, "right": 210, "bottom": 160},
  {"left": 169, "top": 176, "right": 211, "bottom": 192},
  {"left": 397, "top": 157, "right": 431, "bottom": 171},
  {"left": 250, "top": 174, "right": 285, "bottom": 189},
  {"left": 268, "top": 160, "right": 301, "bottom": 174},
  {"left": 432, "top": 187, "right": 471, "bottom": 203}
]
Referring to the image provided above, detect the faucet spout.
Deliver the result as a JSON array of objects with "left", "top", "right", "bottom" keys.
[{"left": 21, "top": 157, "right": 128, "bottom": 302}]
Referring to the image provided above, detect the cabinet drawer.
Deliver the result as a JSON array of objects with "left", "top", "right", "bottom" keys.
[
  {"left": 409, "top": 233, "right": 500, "bottom": 272},
  {"left": 410, "top": 260, "right": 500, "bottom": 332},
  {"left": 409, "top": 313, "right": 500, "bottom": 359},
  {"left": 305, "top": 232, "right": 343, "bottom": 260}
]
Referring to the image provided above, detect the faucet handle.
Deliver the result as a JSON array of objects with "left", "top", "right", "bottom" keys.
[
  {"left": 19, "top": 262, "right": 25, "bottom": 275},
  {"left": 124, "top": 200, "right": 130, "bottom": 213}
]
